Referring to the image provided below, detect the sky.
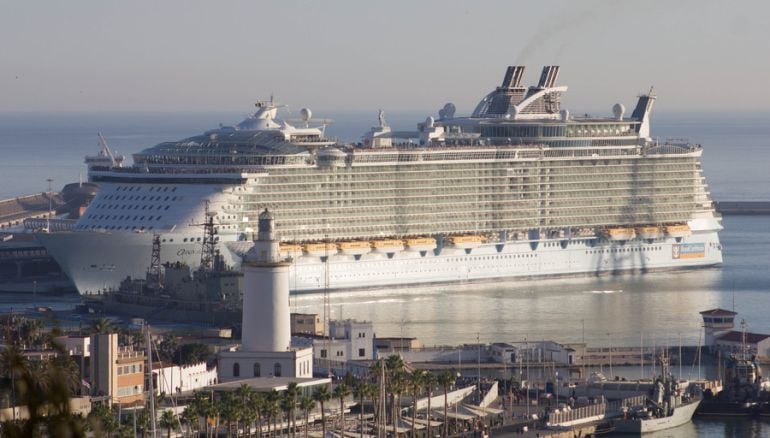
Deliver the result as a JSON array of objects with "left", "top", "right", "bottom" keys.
[{"left": 1, "top": 0, "right": 769, "bottom": 115}]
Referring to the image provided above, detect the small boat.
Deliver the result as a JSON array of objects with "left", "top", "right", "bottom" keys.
[
  {"left": 607, "top": 227, "right": 636, "bottom": 241},
  {"left": 372, "top": 239, "right": 404, "bottom": 253},
  {"left": 303, "top": 242, "right": 338, "bottom": 257},
  {"left": 665, "top": 224, "right": 691, "bottom": 239},
  {"left": 612, "top": 354, "right": 701, "bottom": 434},
  {"left": 449, "top": 235, "right": 484, "bottom": 249},
  {"left": 637, "top": 226, "right": 662, "bottom": 240},
  {"left": 338, "top": 241, "right": 372, "bottom": 256},
  {"left": 279, "top": 243, "right": 303, "bottom": 257},
  {"left": 697, "top": 326, "right": 765, "bottom": 417},
  {"left": 405, "top": 237, "right": 437, "bottom": 251}
]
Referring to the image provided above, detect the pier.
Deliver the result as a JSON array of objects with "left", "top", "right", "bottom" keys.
[{"left": 0, "top": 192, "right": 64, "bottom": 229}]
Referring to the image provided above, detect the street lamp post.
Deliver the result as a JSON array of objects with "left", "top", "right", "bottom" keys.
[
  {"left": 555, "top": 371, "right": 559, "bottom": 409},
  {"left": 608, "top": 333, "right": 613, "bottom": 379}
]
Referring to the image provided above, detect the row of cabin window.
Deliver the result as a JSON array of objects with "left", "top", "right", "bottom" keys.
[
  {"left": 115, "top": 185, "right": 177, "bottom": 193},
  {"left": 93, "top": 204, "right": 172, "bottom": 211},
  {"left": 103, "top": 195, "right": 180, "bottom": 202}
]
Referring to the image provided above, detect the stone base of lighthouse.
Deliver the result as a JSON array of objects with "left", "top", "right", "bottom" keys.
[{"left": 219, "top": 347, "right": 313, "bottom": 382}]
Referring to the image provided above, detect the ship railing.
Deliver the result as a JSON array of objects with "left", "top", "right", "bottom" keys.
[
  {"left": 24, "top": 218, "right": 77, "bottom": 232},
  {"left": 548, "top": 395, "right": 646, "bottom": 427}
]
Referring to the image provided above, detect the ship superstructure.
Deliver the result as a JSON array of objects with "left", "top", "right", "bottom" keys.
[{"left": 37, "top": 66, "right": 723, "bottom": 294}]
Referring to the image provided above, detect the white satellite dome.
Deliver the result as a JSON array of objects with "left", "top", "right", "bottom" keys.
[
  {"left": 612, "top": 103, "right": 625, "bottom": 121},
  {"left": 300, "top": 107, "right": 312, "bottom": 122}
]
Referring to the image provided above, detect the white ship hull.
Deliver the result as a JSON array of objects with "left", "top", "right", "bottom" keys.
[
  {"left": 612, "top": 399, "right": 701, "bottom": 434},
  {"left": 37, "top": 227, "right": 722, "bottom": 295}
]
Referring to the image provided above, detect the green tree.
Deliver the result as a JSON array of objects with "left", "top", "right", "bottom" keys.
[
  {"left": 299, "top": 395, "right": 315, "bottom": 438},
  {"left": 285, "top": 381, "right": 300, "bottom": 437},
  {"left": 385, "top": 354, "right": 406, "bottom": 435},
  {"left": 89, "top": 317, "right": 113, "bottom": 335},
  {"left": 158, "top": 409, "right": 178, "bottom": 438},
  {"left": 333, "top": 383, "right": 351, "bottom": 437},
  {"left": 181, "top": 405, "right": 199, "bottom": 437},
  {"left": 352, "top": 381, "right": 371, "bottom": 438},
  {"left": 409, "top": 370, "right": 425, "bottom": 438},
  {"left": 175, "top": 343, "right": 212, "bottom": 366},
  {"left": 87, "top": 403, "right": 119, "bottom": 437},
  {"left": 249, "top": 391, "right": 266, "bottom": 437},
  {"left": 437, "top": 371, "right": 455, "bottom": 438},
  {"left": 423, "top": 372, "right": 437, "bottom": 438},
  {"left": 312, "top": 385, "right": 331, "bottom": 438}
]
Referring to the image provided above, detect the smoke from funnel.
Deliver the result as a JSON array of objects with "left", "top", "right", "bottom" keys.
[{"left": 515, "top": 1, "right": 625, "bottom": 64}]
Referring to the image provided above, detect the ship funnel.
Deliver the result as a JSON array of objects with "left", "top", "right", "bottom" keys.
[
  {"left": 537, "top": 66, "right": 560, "bottom": 88},
  {"left": 501, "top": 66, "right": 526, "bottom": 89}
]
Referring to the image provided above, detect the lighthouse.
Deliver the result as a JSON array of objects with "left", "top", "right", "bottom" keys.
[
  {"left": 241, "top": 209, "right": 291, "bottom": 352},
  {"left": 218, "top": 209, "right": 313, "bottom": 382}
]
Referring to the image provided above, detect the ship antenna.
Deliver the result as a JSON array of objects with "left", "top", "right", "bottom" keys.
[
  {"left": 148, "top": 233, "right": 162, "bottom": 290},
  {"left": 191, "top": 200, "right": 217, "bottom": 272}
]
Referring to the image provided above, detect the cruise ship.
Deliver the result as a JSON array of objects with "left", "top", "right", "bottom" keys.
[{"left": 37, "top": 65, "right": 723, "bottom": 295}]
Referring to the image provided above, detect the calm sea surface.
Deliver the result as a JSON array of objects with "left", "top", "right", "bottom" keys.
[{"left": 1, "top": 111, "right": 769, "bottom": 436}]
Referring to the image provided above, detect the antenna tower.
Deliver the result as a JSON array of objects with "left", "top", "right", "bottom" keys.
[
  {"left": 148, "top": 233, "right": 162, "bottom": 289},
  {"left": 192, "top": 200, "right": 217, "bottom": 271}
]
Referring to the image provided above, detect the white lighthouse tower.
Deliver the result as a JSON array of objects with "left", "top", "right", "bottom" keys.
[
  {"left": 241, "top": 209, "right": 291, "bottom": 352},
  {"left": 218, "top": 209, "right": 313, "bottom": 382}
]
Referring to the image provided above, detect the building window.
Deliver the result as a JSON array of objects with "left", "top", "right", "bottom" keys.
[
  {"left": 274, "top": 363, "right": 282, "bottom": 377},
  {"left": 359, "top": 348, "right": 365, "bottom": 357},
  {"left": 253, "top": 363, "right": 261, "bottom": 377},
  {"left": 233, "top": 362, "right": 240, "bottom": 377},
  {"left": 320, "top": 349, "right": 327, "bottom": 358}
]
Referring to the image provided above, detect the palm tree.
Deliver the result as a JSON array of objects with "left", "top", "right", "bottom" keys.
[
  {"left": 181, "top": 405, "right": 199, "bottom": 437},
  {"left": 266, "top": 389, "right": 281, "bottom": 436},
  {"left": 385, "top": 355, "right": 406, "bottom": 436},
  {"left": 159, "top": 409, "right": 178, "bottom": 438},
  {"left": 352, "top": 381, "right": 369, "bottom": 438},
  {"left": 390, "top": 371, "right": 407, "bottom": 437},
  {"left": 333, "top": 383, "right": 351, "bottom": 437},
  {"left": 218, "top": 392, "right": 240, "bottom": 438},
  {"left": 299, "top": 396, "right": 315, "bottom": 438},
  {"left": 285, "top": 381, "right": 300, "bottom": 437},
  {"left": 89, "top": 317, "right": 112, "bottom": 335},
  {"left": 249, "top": 391, "right": 266, "bottom": 437},
  {"left": 235, "top": 384, "right": 254, "bottom": 436},
  {"left": 409, "top": 370, "right": 425, "bottom": 438},
  {"left": 423, "top": 372, "right": 437, "bottom": 438},
  {"left": 313, "top": 386, "right": 331, "bottom": 438},
  {"left": 437, "top": 371, "right": 455, "bottom": 438}
]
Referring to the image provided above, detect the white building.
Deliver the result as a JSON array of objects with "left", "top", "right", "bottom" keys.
[
  {"left": 700, "top": 308, "right": 738, "bottom": 350},
  {"left": 152, "top": 362, "right": 218, "bottom": 396},
  {"left": 321, "top": 319, "right": 375, "bottom": 361}
]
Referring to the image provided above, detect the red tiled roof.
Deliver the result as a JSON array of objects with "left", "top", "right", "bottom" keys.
[
  {"left": 700, "top": 308, "right": 738, "bottom": 316},
  {"left": 716, "top": 331, "right": 770, "bottom": 344}
]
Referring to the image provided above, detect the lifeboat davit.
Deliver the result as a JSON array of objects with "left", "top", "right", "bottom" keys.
[
  {"left": 607, "top": 228, "right": 636, "bottom": 241},
  {"left": 665, "top": 224, "right": 691, "bottom": 239},
  {"left": 637, "top": 226, "right": 662, "bottom": 240},
  {"left": 339, "top": 241, "right": 372, "bottom": 256},
  {"left": 450, "top": 235, "right": 485, "bottom": 249},
  {"left": 304, "top": 242, "right": 338, "bottom": 257},
  {"left": 405, "top": 237, "right": 437, "bottom": 252},
  {"left": 372, "top": 239, "right": 404, "bottom": 253}
]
